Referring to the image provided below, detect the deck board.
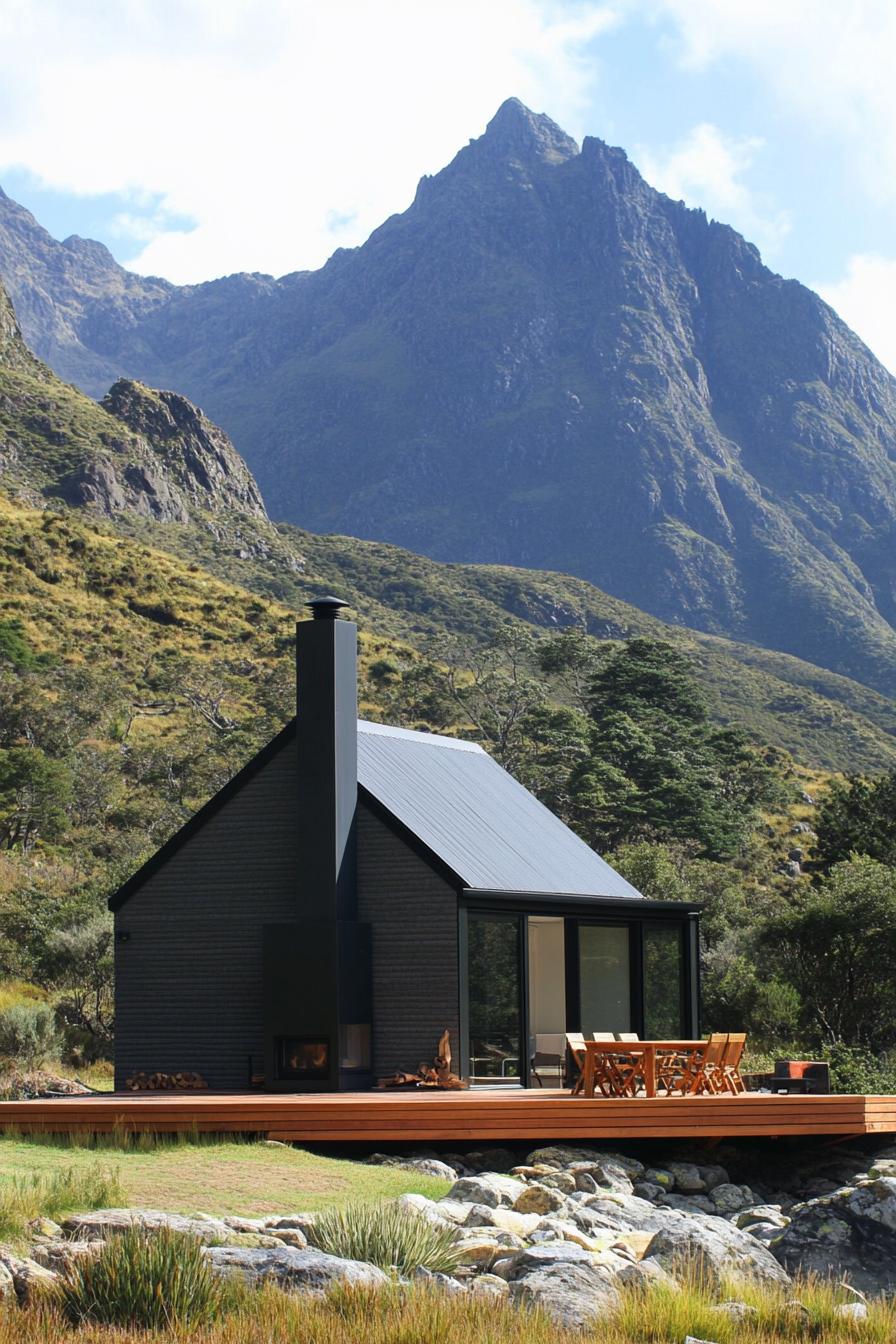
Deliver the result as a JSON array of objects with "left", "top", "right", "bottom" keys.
[{"left": 0, "top": 1090, "right": 894, "bottom": 1142}]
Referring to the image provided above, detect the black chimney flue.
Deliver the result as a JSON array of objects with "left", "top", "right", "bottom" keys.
[{"left": 306, "top": 596, "right": 349, "bottom": 621}]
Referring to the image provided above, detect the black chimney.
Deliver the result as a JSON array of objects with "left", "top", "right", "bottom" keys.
[
  {"left": 295, "top": 597, "right": 357, "bottom": 917},
  {"left": 263, "top": 597, "right": 372, "bottom": 1091}
]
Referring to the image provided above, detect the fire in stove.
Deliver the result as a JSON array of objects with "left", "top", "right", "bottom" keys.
[{"left": 276, "top": 1036, "right": 330, "bottom": 1079}]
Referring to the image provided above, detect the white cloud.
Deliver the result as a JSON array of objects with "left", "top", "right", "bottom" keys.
[
  {"left": 0, "top": 0, "right": 617, "bottom": 283},
  {"left": 817, "top": 254, "right": 896, "bottom": 375},
  {"left": 635, "top": 122, "right": 790, "bottom": 257},
  {"left": 656, "top": 0, "right": 896, "bottom": 205}
]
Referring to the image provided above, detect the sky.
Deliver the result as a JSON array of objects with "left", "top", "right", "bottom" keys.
[{"left": 1, "top": 1, "right": 896, "bottom": 369}]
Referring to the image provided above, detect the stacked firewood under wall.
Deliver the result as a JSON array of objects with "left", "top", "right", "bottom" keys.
[
  {"left": 125, "top": 1071, "right": 209, "bottom": 1091},
  {"left": 377, "top": 1030, "right": 468, "bottom": 1090}
]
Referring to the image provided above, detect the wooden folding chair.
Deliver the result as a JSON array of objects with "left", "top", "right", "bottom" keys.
[
  {"left": 611, "top": 1032, "right": 642, "bottom": 1096},
  {"left": 566, "top": 1033, "right": 587, "bottom": 1095},
  {"left": 719, "top": 1032, "right": 747, "bottom": 1094},
  {"left": 685, "top": 1033, "right": 729, "bottom": 1095}
]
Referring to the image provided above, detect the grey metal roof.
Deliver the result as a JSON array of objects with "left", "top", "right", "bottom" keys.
[{"left": 356, "top": 720, "right": 644, "bottom": 900}]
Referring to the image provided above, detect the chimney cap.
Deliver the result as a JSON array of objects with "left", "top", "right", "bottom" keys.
[{"left": 305, "top": 595, "right": 350, "bottom": 620}]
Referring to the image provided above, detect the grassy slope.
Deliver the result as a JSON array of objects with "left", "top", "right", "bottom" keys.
[{"left": 0, "top": 1135, "right": 450, "bottom": 1218}]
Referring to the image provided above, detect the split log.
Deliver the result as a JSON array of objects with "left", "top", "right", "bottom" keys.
[{"left": 125, "top": 1070, "right": 209, "bottom": 1092}]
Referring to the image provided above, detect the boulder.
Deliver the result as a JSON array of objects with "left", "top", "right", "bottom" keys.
[
  {"left": 463, "top": 1205, "right": 541, "bottom": 1238},
  {"left": 446, "top": 1175, "right": 525, "bottom": 1208},
  {"left": 736, "top": 1205, "right": 788, "bottom": 1230},
  {"left": 204, "top": 1246, "right": 388, "bottom": 1294},
  {"left": 698, "top": 1165, "right": 730, "bottom": 1192},
  {"left": 376, "top": 1157, "right": 458, "bottom": 1181},
  {"left": 509, "top": 1260, "right": 620, "bottom": 1330},
  {"left": 399, "top": 1194, "right": 456, "bottom": 1228},
  {"left": 451, "top": 1229, "right": 524, "bottom": 1267},
  {"left": 772, "top": 1179, "right": 896, "bottom": 1294},
  {"left": 513, "top": 1183, "right": 570, "bottom": 1216},
  {"left": 709, "top": 1183, "right": 755, "bottom": 1214},
  {"left": 0, "top": 1254, "right": 58, "bottom": 1304},
  {"left": 615, "top": 1257, "right": 680, "bottom": 1292},
  {"left": 0, "top": 1260, "right": 14, "bottom": 1302},
  {"left": 644, "top": 1167, "right": 675, "bottom": 1190},
  {"left": 644, "top": 1217, "right": 791, "bottom": 1289},
  {"left": 464, "top": 1148, "right": 518, "bottom": 1174},
  {"left": 26, "top": 1217, "right": 63, "bottom": 1239},
  {"left": 658, "top": 1192, "right": 716, "bottom": 1216},
  {"left": 434, "top": 1198, "right": 478, "bottom": 1225},
  {"left": 633, "top": 1182, "right": 665, "bottom": 1202},
  {"left": 268, "top": 1227, "right": 308, "bottom": 1249},
  {"left": 30, "top": 1240, "right": 105, "bottom": 1271},
  {"left": 667, "top": 1162, "right": 706, "bottom": 1193},
  {"left": 63, "top": 1208, "right": 231, "bottom": 1244}
]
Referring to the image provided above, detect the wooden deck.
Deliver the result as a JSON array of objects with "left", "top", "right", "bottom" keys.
[{"left": 1, "top": 1090, "right": 895, "bottom": 1143}]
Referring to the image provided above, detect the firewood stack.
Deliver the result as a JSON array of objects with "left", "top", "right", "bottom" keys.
[
  {"left": 377, "top": 1030, "right": 468, "bottom": 1090},
  {"left": 125, "top": 1071, "right": 209, "bottom": 1091}
]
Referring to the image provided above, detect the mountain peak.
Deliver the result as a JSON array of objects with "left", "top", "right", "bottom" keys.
[{"left": 481, "top": 97, "right": 579, "bottom": 164}]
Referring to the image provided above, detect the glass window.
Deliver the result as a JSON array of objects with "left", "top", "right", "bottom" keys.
[
  {"left": 467, "top": 914, "right": 522, "bottom": 1082},
  {"left": 643, "top": 924, "right": 684, "bottom": 1038},
  {"left": 579, "top": 925, "right": 630, "bottom": 1034}
]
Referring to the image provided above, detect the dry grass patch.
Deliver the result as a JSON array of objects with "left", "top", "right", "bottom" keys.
[{"left": 3, "top": 1278, "right": 896, "bottom": 1344}]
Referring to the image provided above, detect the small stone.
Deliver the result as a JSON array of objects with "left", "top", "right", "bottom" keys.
[
  {"left": 261, "top": 1139, "right": 289, "bottom": 1148},
  {"left": 711, "top": 1300, "right": 760, "bottom": 1322},
  {"left": 835, "top": 1302, "right": 868, "bottom": 1319},
  {"left": 469, "top": 1272, "right": 510, "bottom": 1298},
  {"left": 26, "top": 1216, "right": 63, "bottom": 1239},
  {"left": 267, "top": 1228, "right": 308, "bottom": 1249}
]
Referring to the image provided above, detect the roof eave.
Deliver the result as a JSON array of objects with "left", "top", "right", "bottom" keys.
[{"left": 462, "top": 887, "right": 701, "bottom": 914}]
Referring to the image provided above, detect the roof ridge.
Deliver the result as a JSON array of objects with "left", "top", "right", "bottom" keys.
[{"left": 357, "top": 718, "right": 483, "bottom": 752}]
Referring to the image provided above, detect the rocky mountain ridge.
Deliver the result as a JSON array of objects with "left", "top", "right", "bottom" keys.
[
  {"left": 2, "top": 102, "right": 896, "bottom": 694},
  {"left": 2, "top": 276, "right": 896, "bottom": 773}
]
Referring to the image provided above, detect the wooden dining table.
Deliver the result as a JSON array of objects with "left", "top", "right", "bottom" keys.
[{"left": 581, "top": 1039, "right": 708, "bottom": 1099}]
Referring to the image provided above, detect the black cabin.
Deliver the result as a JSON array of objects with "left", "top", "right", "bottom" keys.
[{"left": 111, "top": 600, "right": 700, "bottom": 1092}]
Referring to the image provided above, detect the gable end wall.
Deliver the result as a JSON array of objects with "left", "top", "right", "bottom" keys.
[
  {"left": 356, "top": 802, "right": 460, "bottom": 1078},
  {"left": 113, "top": 736, "right": 299, "bottom": 1090}
]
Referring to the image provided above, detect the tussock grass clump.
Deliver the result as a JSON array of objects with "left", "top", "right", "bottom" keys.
[
  {"left": 613, "top": 1272, "right": 896, "bottom": 1343},
  {"left": 0, "top": 1161, "right": 123, "bottom": 1240},
  {"left": 310, "top": 1200, "right": 463, "bottom": 1275},
  {"left": 58, "top": 1224, "right": 227, "bottom": 1330}
]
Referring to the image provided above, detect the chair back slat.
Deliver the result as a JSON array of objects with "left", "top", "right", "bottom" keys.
[
  {"left": 722, "top": 1033, "right": 747, "bottom": 1069},
  {"left": 615, "top": 1032, "right": 639, "bottom": 1042},
  {"left": 703, "top": 1032, "right": 728, "bottom": 1066},
  {"left": 590, "top": 1031, "right": 616, "bottom": 1041}
]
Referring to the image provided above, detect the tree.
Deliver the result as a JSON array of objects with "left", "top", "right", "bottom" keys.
[
  {"left": 46, "top": 913, "right": 115, "bottom": 1052},
  {"left": 572, "top": 639, "right": 785, "bottom": 857},
  {"left": 814, "top": 772, "right": 896, "bottom": 871},
  {"left": 765, "top": 856, "right": 896, "bottom": 1048},
  {"left": 0, "top": 747, "right": 72, "bottom": 852}
]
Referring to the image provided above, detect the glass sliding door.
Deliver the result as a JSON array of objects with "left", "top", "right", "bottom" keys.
[
  {"left": 643, "top": 924, "right": 685, "bottom": 1038},
  {"left": 467, "top": 912, "right": 524, "bottom": 1085},
  {"left": 578, "top": 924, "right": 631, "bottom": 1035}
]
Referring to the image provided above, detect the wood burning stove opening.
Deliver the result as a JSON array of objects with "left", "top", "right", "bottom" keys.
[{"left": 276, "top": 1036, "right": 330, "bottom": 1080}]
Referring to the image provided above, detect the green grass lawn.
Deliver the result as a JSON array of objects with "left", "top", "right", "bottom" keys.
[{"left": 0, "top": 1135, "right": 452, "bottom": 1219}]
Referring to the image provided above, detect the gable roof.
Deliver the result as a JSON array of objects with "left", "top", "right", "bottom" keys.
[
  {"left": 110, "top": 717, "right": 644, "bottom": 910},
  {"left": 357, "top": 720, "right": 643, "bottom": 900}
]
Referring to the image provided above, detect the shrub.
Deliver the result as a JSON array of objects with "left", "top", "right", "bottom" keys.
[
  {"left": 825, "top": 1042, "right": 896, "bottom": 1095},
  {"left": 59, "top": 1224, "right": 226, "bottom": 1329},
  {"left": 310, "top": 1201, "right": 462, "bottom": 1275},
  {"left": 0, "top": 1162, "right": 124, "bottom": 1240},
  {"left": 0, "top": 1001, "right": 60, "bottom": 1067}
]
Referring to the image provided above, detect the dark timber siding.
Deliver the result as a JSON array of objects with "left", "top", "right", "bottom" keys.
[
  {"left": 357, "top": 802, "right": 460, "bottom": 1078},
  {"left": 114, "top": 736, "right": 299, "bottom": 1090}
]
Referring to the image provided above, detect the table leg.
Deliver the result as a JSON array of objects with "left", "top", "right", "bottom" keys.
[
  {"left": 644, "top": 1045, "right": 656, "bottom": 1099},
  {"left": 583, "top": 1048, "right": 594, "bottom": 1098}
]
